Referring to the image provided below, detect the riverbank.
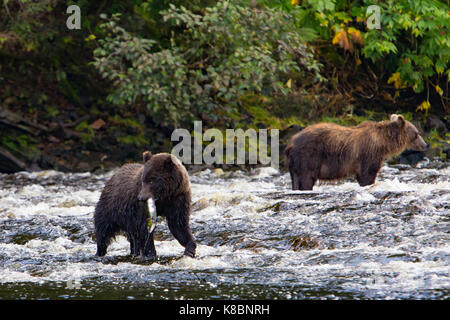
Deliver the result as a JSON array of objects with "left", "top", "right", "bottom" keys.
[{"left": 0, "top": 104, "right": 448, "bottom": 174}]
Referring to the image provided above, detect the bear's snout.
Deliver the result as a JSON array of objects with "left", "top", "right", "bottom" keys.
[
  {"left": 410, "top": 135, "right": 427, "bottom": 151},
  {"left": 138, "top": 183, "right": 153, "bottom": 201},
  {"left": 137, "top": 193, "right": 147, "bottom": 201},
  {"left": 137, "top": 190, "right": 151, "bottom": 201}
]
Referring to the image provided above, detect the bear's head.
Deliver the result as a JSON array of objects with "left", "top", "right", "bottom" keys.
[
  {"left": 390, "top": 114, "right": 427, "bottom": 151},
  {"left": 137, "top": 151, "right": 187, "bottom": 202}
]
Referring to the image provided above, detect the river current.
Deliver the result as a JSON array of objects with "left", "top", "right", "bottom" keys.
[{"left": 0, "top": 160, "right": 448, "bottom": 299}]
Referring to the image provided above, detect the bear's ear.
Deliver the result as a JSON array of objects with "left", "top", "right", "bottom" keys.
[
  {"left": 164, "top": 155, "right": 177, "bottom": 170},
  {"left": 143, "top": 151, "right": 152, "bottom": 163},
  {"left": 390, "top": 114, "right": 405, "bottom": 128}
]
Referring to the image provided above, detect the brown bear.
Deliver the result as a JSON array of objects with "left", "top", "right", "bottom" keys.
[
  {"left": 94, "top": 151, "right": 196, "bottom": 258},
  {"left": 285, "top": 114, "right": 427, "bottom": 190}
]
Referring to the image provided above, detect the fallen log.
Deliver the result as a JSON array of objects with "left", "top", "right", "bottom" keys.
[
  {"left": 0, "top": 107, "right": 49, "bottom": 135},
  {"left": 0, "top": 147, "right": 27, "bottom": 173}
]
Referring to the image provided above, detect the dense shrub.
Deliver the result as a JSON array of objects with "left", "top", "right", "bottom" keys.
[
  {"left": 92, "top": 1, "right": 322, "bottom": 127},
  {"left": 362, "top": 1, "right": 448, "bottom": 110},
  {"left": 263, "top": 0, "right": 449, "bottom": 112}
]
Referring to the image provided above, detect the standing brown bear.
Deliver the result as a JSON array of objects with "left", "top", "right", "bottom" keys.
[
  {"left": 285, "top": 114, "right": 427, "bottom": 190},
  {"left": 94, "top": 151, "right": 196, "bottom": 259}
]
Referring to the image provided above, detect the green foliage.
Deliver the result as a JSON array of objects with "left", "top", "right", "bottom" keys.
[
  {"left": 44, "top": 105, "right": 59, "bottom": 118},
  {"left": 75, "top": 121, "right": 95, "bottom": 144},
  {"left": 266, "top": 0, "right": 449, "bottom": 111},
  {"left": 133, "top": 0, "right": 217, "bottom": 40},
  {"left": 0, "top": 0, "right": 59, "bottom": 52},
  {"left": 320, "top": 114, "right": 375, "bottom": 126},
  {"left": 93, "top": 1, "right": 322, "bottom": 126},
  {"left": 0, "top": 134, "right": 37, "bottom": 160},
  {"left": 107, "top": 115, "right": 149, "bottom": 147},
  {"left": 426, "top": 128, "right": 447, "bottom": 148},
  {"left": 362, "top": 0, "right": 449, "bottom": 95}
]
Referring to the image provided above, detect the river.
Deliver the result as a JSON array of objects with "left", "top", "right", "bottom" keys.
[{"left": 0, "top": 159, "right": 448, "bottom": 299}]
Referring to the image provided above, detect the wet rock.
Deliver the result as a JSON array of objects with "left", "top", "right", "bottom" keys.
[
  {"left": 234, "top": 237, "right": 264, "bottom": 252},
  {"left": 57, "top": 200, "right": 78, "bottom": 208},
  {"left": 186, "top": 164, "right": 209, "bottom": 174},
  {"left": 192, "top": 198, "right": 210, "bottom": 211},
  {"left": 256, "top": 201, "right": 301, "bottom": 214},
  {"left": 229, "top": 194, "right": 245, "bottom": 204},
  {"left": 426, "top": 147, "right": 445, "bottom": 160},
  {"left": 257, "top": 202, "right": 282, "bottom": 213},
  {"left": 0, "top": 209, "right": 15, "bottom": 219},
  {"left": 251, "top": 166, "right": 279, "bottom": 178},
  {"left": 289, "top": 236, "right": 320, "bottom": 251},
  {"left": 36, "top": 170, "right": 63, "bottom": 179},
  {"left": 443, "top": 148, "right": 450, "bottom": 161},
  {"left": 416, "top": 158, "right": 449, "bottom": 170},
  {"left": 212, "top": 168, "right": 224, "bottom": 177},
  {"left": 398, "top": 150, "right": 425, "bottom": 166}
]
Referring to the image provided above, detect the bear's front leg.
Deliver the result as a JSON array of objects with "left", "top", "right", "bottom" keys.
[
  {"left": 298, "top": 173, "right": 316, "bottom": 190},
  {"left": 166, "top": 215, "right": 196, "bottom": 258},
  {"left": 96, "top": 237, "right": 108, "bottom": 257},
  {"left": 357, "top": 160, "right": 382, "bottom": 186},
  {"left": 290, "top": 169, "right": 302, "bottom": 190},
  {"left": 183, "top": 241, "right": 197, "bottom": 258}
]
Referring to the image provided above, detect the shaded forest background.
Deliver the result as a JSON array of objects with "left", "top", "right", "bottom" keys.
[{"left": 0, "top": 0, "right": 448, "bottom": 173}]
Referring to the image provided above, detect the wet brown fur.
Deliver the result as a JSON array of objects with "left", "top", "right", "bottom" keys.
[
  {"left": 94, "top": 152, "right": 196, "bottom": 258},
  {"left": 285, "top": 115, "right": 427, "bottom": 190}
]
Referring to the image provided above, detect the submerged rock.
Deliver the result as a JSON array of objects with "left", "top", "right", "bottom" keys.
[{"left": 398, "top": 150, "right": 425, "bottom": 166}]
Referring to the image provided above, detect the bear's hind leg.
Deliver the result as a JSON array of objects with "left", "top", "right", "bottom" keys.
[
  {"left": 141, "top": 230, "right": 157, "bottom": 259},
  {"left": 96, "top": 234, "right": 111, "bottom": 257},
  {"left": 95, "top": 223, "right": 115, "bottom": 257},
  {"left": 127, "top": 233, "right": 140, "bottom": 257}
]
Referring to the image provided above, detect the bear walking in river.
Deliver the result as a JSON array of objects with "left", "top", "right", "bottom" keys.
[
  {"left": 285, "top": 114, "right": 427, "bottom": 190},
  {"left": 94, "top": 151, "right": 196, "bottom": 258}
]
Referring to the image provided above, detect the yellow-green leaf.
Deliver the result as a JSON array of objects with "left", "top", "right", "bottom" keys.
[
  {"left": 286, "top": 78, "right": 292, "bottom": 89},
  {"left": 416, "top": 100, "right": 431, "bottom": 114},
  {"left": 412, "top": 28, "right": 421, "bottom": 37},
  {"left": 84, "top": 34, "right": 96, "bottom": 42},
  {"left": 387, "top": 72, "right": 405, "bottom": 89}
]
